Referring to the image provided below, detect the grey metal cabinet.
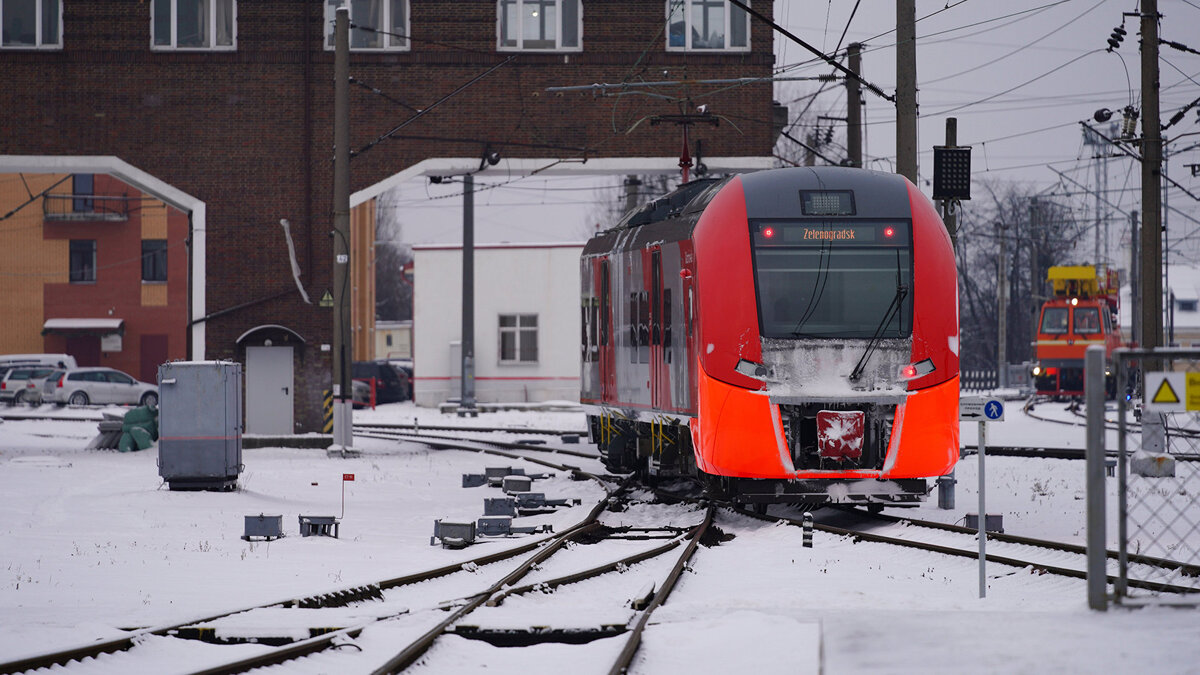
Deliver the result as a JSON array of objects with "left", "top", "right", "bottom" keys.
[{"left": 157, "top": 361, "right": 243, "bottom": 491}]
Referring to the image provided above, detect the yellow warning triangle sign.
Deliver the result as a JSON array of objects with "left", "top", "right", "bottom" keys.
[
  {"left": 1153, "top": 378, "right": 1181, "bottom": 404},
  {"left": 319, "top": 289, "right": 334, "bottom": 308}
]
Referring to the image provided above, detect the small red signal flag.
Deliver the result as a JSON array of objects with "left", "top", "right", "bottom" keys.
[{"left": 343, "top": 473, "right": 355, "bottom": 481}]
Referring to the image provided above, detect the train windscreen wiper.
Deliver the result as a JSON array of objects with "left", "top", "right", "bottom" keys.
[{"left": 849, "top": 252, "right": 907, "bottom": 382}]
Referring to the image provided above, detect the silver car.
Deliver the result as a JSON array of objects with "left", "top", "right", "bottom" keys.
[
  {"left": 45, "top": 368, "right": 159, "bottom": 407},
  {"left": 2, "top": 367, "right": 57, "bottom": 406}
]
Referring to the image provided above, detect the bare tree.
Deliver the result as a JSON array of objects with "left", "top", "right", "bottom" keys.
[
  {"left": 375, "top": 191, "right": 412, "bottom": 322},
  {"left": 956, "top": 180, "right": 1087, "bottom": 371}
]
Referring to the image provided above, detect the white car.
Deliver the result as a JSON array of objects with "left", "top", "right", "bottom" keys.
[{"left": 45, "top": 368, "right": 159, "bottom": 408}]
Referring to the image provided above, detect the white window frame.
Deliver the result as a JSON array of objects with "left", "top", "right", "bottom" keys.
[
  {"left": 665, "top": 0, "right": 750, "bottom": 52},
  {"left": 499, "top": 314, "right": 539, "bottom": 364},
  {"left": 0, "top": 0, "right": 62, "bottom": 50},
  {"left": 324, "top": 0, "right": 410, "bottom": 52},
  {"left": 497, "top": 0, "right": 581, "bottom": 52},
  {"left": 151, "top": 0, "right": 237, "bottom": 51}
]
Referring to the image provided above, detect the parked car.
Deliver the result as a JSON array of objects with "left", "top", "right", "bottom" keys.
[
  {"left": 1, "top": 367, "right": 57, "bottom": 406},
  {"left": 0, "top": 353, "right": 77, "bottom": 371},
  {"left": 351, "top": 360, "right": 411, "bottom": 404},
  {"left": 44, "top": 368, "right": 159, "bottom": 407}
]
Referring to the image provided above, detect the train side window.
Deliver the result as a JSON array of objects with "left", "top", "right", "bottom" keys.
[
  {"left": 581, "top": 302, "right": 589, "bottom": 362},
  {"left": 590, "top": 299, "right": 599, "bottom": 359},
  {"left": 600, "top": 261, "right": 610, "bottom": 346},
  {"left": 687, "top": 287, "right": 694, "bottom": 337},
  {"left": 663, "top": 288, "right": 673, "bottom": 363},
  {"left": 630, "top": 292, "right": 638, "bottom": 363},
  {"left": 639, "top": 290, "right": 650, "bottom": 364}
]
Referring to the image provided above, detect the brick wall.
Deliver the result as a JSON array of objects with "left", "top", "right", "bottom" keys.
[{"left": 0, "top": 1, "right": 776, "bottom": 429}]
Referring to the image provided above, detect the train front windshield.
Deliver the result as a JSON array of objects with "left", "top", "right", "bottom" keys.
[{"left": 751, "top": 221, "right": 913, "bottom": 339}]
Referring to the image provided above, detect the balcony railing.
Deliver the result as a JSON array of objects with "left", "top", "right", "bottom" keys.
[{"left": 43, "top": 193, "right": 131, "bottom": 222}]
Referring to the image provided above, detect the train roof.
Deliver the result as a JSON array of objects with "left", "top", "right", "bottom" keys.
[{"left": 606, "top": 166, "right": 916, "bottom": 233}]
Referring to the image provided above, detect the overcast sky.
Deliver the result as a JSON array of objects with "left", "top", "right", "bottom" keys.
[{"left": 382, "top": 0, "right": 1200, "bottom": 259}]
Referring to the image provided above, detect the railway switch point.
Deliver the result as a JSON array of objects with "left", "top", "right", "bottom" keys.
[
  {"left": 298, "top": 515, "right": 340, "bottom": 538},
  {"left": 431, "top": 519, "right": 476, "bottom": 548},
  {"left": 502, "top": 476, "right": 534, "bottom": 493},
  {"left": 484, "top": 497, "right": 519, "bottom": 517},
  {"left": 243, "top": 514, "right": 284, "bottom": 541},
  {"left": 965, "top": 513, "right": 1004, "bottom": 533},
  {"left": 475, "top": 515, "right": 552, "bottom": 538}
]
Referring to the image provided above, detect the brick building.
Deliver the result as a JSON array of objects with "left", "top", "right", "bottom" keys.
[
  {"left": 0, "top": 172, "right": 189, "bottom": 383},
  {"left": 0, "top": 0, "right": 778, "bottom": 431}
]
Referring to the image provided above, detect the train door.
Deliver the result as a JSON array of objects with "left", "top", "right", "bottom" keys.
[
  {"left": 649, "top": 247, "right": 672, "bottom": 410},
  {"left": 598, "top": 258, "right": 616, "bottom": 402}
]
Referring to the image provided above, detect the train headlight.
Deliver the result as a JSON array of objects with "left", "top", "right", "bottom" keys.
[
  {"left": 897, "top": 358, "right": 935, "bottom": 381},
  {"left": 1071, "top": 298, "right": 1079, "bottom": 306},
  {"left": 735, "top": 359, "right": 771, "bottom": 380},
  {"left": 1032, "top": 365, "right": 1042, "bottom": 376}
]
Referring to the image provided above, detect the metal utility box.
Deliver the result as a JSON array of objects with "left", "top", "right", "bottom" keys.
[
  {"left": 244, "top": 514, "right": 284, "bottom": 541},
  {"left": 157, "top": 361, "right": 243, "bottom": 491}
]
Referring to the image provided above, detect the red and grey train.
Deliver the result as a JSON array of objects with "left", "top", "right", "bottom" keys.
[{"left": 580, "top": 166, "right": 960, "bottom": 508}]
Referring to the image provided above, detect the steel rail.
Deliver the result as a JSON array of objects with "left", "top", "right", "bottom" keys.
[
  {"left": 356, "top": 428, "right": 599, "bottom": 461},
  {"left": 354, "top": 421, "right": 586, "bottom": 437},
  {"left": 0, "top": 436, "right": 615, "bottom": 675},
  {"left": 607, "top": 504, "right": 715, "bottom": 675},
  {"left": 841, "top": 507, "right": 1200, "bottom": 578},
  {"left": 368, "top": 499, "right": 623, "bottom": 674},
  {"left": 743, "top": 508, "right": 1198, "bottom": 596},
  {"left": 487, "top": 529, "right": 693, "bottom": 607}
]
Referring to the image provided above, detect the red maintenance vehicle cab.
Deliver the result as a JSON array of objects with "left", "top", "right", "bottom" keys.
[{"left": 1032, "top": 265, "right": 1122, "bottom": 397}]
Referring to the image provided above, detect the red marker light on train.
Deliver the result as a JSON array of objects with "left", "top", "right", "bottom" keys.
[
  {"left": 883, "top": 226, "right": 895, "bottom": 238},
  {"left": 901, "top": 365, "right": 917, "bottom": 378},
  {"left": 762, "top": 226, "right": 775, "bottom": 239}
]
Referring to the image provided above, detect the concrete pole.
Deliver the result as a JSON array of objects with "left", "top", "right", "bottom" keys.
[
  {"left": 1085, "top": 345, "right": 1107, "bottom": 610},
  {"left": 332, "top": 7, "right": 353, "bottom": 447},
  {"left": 1139, "top": 0, "right": 1165, "bottom": 455},
  {"left": 1140, "top": 0, "right": 1162, "bottom": 354},
  {"left": 460, "top": 174, "right": 477, "bottom": 414},
  {"left": 895, "top": 0, "right": 918, "bottom": 183},
  {"left": 846, "top": 43, "right": 863, "bottom": 168}
]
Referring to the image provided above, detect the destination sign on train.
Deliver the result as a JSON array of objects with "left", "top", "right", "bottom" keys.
[{"left": 755, "top": 222, "right": 909, "bottom": 246}]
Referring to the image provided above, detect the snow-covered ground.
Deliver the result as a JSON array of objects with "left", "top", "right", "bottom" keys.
[{"left": 1, "top": 401, "right": 1197, "bottom": 674}]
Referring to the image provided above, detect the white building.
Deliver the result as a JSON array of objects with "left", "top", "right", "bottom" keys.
[{"left": 412, "top": 243, "right": 584, "bottom": 406}]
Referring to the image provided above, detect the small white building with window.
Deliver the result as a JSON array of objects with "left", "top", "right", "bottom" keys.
[{"left": 411, "top": 242, "right": 584, "bottom": 406}]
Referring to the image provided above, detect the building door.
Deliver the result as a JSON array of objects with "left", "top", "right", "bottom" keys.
[
  {"left": 140, "top": 334, "right": 169, "bottom": 384},
  {"left": 66, "top": 335, "right": 101, "bottom": 367},
  {"left": 246, "top": 346, "right": 293, "bottom": 434}
]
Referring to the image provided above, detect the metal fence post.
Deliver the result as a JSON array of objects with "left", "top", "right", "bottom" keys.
[{"left": 1085, "top": 345, "right": 1107, "bottom": 610}]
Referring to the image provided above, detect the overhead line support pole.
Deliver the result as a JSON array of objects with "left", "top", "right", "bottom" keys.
[
  {"left": 846, "top": 43, "right": 863, "bottom": 168},
  {"left": 332, "top": 7, "right": 353, "bottom": 448},
  {"left": 896, "top": 0, "right": 918, "bottom": 183}
]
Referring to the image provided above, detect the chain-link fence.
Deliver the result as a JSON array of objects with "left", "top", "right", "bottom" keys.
[{"left": 1095, "top": 348, "right": 1200, "bottom": 607}]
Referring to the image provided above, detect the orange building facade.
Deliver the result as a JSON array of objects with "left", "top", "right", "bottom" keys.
[{"left": 0, "top": 173, "right": 189, "bottom": 383}]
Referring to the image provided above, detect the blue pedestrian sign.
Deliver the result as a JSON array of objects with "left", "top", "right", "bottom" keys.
[
  {"left": 984, "top": 400, "right": 1004, "bottom": 421},
  {"left": 960, "top": 396, "right": 1006, "bottom": 422}
]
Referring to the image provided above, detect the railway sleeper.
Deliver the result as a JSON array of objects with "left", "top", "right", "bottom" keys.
[
  {"left": 450, "top": 624, "right": 628, "bottom": 647},
  {"left": 168, "top": 625, "right": 346, "bottom": 646}
]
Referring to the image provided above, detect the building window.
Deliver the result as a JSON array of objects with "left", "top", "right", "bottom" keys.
[
  {"left": 667, "top": 0, "right": 749, "bottom": 51},
  {"left": 72, "top": 174, "right": 94, "bottom": 213},
  {"left": 142, "top": 240, "right": 168, "bottom": 282},
  {"left": 70, "top": 240, "right": 96, "bottom": 283},
  {"left": 498, "top": 0, "right": 580, "bottom": 51},
  {"left": 152, "top": 0, "right": 236, "bottom": 50},
  {"left": 325, "top": 0, "right": 409, "bottom": 51},
  {"left": 1, "top": 0, "right": 60, "bottom": 49},
  {"left": 499, "top": 314, "right": 538, "bottom": 363},
  {"left": 1178, "top": 299, "right": 1198, "bottom": 312}
]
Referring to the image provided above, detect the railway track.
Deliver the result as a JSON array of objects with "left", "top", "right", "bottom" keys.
[
  {"left": 748, "top": 505, "right": 1200, "bottom": 596},
  {"left": 0, "top": 434, "right": 714, "bottom": 675}
]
